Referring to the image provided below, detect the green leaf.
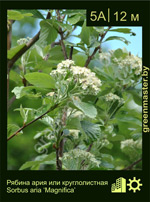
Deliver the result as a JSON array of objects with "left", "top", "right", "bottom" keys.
[
  {"left": 62, "top": 10, "right": 86, "bottom": 16},
  {"left": 109, "top": 28, "right": 133, "bottom": 34},
  {"left": 12, "top": 86, "right": 24, "bottom": 99},
  {"left": 66, "top": 117, "right": 82, "bottom": 130},
  {"left": 105, "top": 36, "right": 130, "bottom": 45},
  {"left": 101, "top": 161, "right": 114, "bottom": 169},
  {"left": 34, "top": 106, "right": 54, "bottom": 126},
  {"left": 7, "top": 124, "right": 23, "bottom": 137},
  {"left": 94, "top": 67, "right": 114, "bottom": 81},
  {"left": 108, "top": 135, "right": 125, "bottom": 142},
  {"left": 7, "top": 10, "right": 33, "bottom": 20},
  {"left": 39, "top": 20, "right": 58, "bottom": 46},
  {"left": 72, "top": 99, "right": 97, "bottom": 118},
  {"left": 72, "top": 53, "right": 87, "bottom": 67},
  {"left": 9, "top": 70, "right": 22, "bottom": 85},
  {"left": 38, "top": 115, "right": 53, "bottom": 126},
  {"left": 34, "top": 129, "right": 52, "bottom": 140},
  {"left": 80, "top": 21, "right": 90, "bottom": 45},
  {"left": 12, "top": 86, "right": 48, "bottom": 99},
  {"left": 117, "top": 116, "right": 142, "bottom": 126},
  {"left": 31, "top": 164, "right": 40, "bottom": 170},
  {"left": 19, "top": 104, "right": 26, "bottom": 121},
  {"left": 55, "top": 21, "right": 72, "bottom": 31},
  {"left": 88, "top": 41, "right": 101, "bottom": 48},
  {"left": 19, "top": 161, "right": 42, "bottom": 170},
  {"left": 18, "top": 10, "right": 45, "bottom": 19},
  {"left": 93, "top": 27, "right": 104, "bottom": 35},
  {"left": 128, "top": 90, "right": 142, "bottom": 106},
  {"left": 19, "top": 152, "right": 56, "bottom": 170},
  {"left": 48, "top": 45, "right": 78, "bottom": 61},
  {"left": 81, "top": 121, "right": 101, "bottom": 141},
  {"left": 25, "top": 72, "right": 56, "bottom": 89},
  {"left": 38, "top": 142, "right": 52, "bottom": 152},
  {"left": 67, "top": 15, "right": 81, "bottom": 24},
  {"left": 7, "top": 44, "right": 26, "bottom": 60},
  {"left": 35, "top": 45, "right": 44, "bottom": 58},
  {"left": 113, "top": 48, "right": 124, "bottom": 58}
]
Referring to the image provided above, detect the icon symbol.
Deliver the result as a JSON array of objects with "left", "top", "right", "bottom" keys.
[
  {"left": 111, "top": 177, "right": 126, "bottom": 193},
  {"left": 127, "top": 177, "right": 142, "bottom": 193}
]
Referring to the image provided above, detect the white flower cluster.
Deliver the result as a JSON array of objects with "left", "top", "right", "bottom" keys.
[
  {"left": 50, "top": 60, "right": 102, "bottom": 95},
  {"left": 17, "top": 37, "right": 31, "bottom": 45},
  {"left": 101, "top": 139, "right": 110, "bottom": 147},
  {"left": 63, "top": 149, "right": 100, "bottom": 167},
  {"left": 105, "top": 93, "right": 125, "bottom": 103},
  {"left": 121, "top": 139, "right": 142, "bottom": 150},
  {"left": 57, "top": 59, "right": 75, "bottom": 68},
  {"left": 99, "top": 52, "right": 110, "bottom": 64},
  {"left": 113, "top": 55, "right": 142, "bottom": 75}
]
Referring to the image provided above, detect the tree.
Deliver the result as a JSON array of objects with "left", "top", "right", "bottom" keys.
[{"left": 7, "top": 9, "right": 142, "bottom": 170}]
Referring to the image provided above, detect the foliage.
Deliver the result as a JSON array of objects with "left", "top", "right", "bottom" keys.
[{"left": 7, "top": 9, "right": 142, "bottom": 171}]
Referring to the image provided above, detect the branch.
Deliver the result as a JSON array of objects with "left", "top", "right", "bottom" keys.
[
  {"left": 7, "top": 103, "right": 59, "bottom": 141},
  {"left": 80, "top": 143, "right": 93, "bottom": 168},
  {"left": 56, "top": 147, "right": 62, "bottom": 170},
  {"left": 123, "top": 158, "right": 142, "bottom": 170},
  {"left": 7, "top": 11, "right": 51, "bottom": 71},
  {"left": 60, "top": 38, "right": 68, "bottom": 59},
  {"left": 51, "top": 41, "right": 61, "bottom": 48},
  {"left": 84, "top": 26, "right": 112, "bottom": 67},
  {"left": 86, "top": 143, "right": 93, "bottom": 152},
  {"left": 56, "top": 10, "right": 68, "bottom": 60},
  {"left": 69, "top": 46, "right": 73, "bottom": 60}
]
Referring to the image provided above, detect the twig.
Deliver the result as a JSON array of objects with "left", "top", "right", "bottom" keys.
[
  {"left": 80, "top": 143, "right": 93, "bottom": 168},
  {"left": 123, "top": 158, "right": 142, "bottom": 170},
  {"left": 7, "top": 104, "right": 59, "bottom": 141},
  {"left": 56, "top": 147, "right": 62, "bottom": 170},
  {"left": 60, "top": 39, "right": 68, "bottom": 59},
  {"left": 86, "top": 143, "right": 93, "bottom": 152},
  {"left": 56, "top": 108, "right": 68, "bottom": 170},
  {"left": 56, "top": 10, "right": 68, "bottom": 59},
  {"left": 51, "top": 41, "right": 61, "bottom": 48},
  {"left": 69, "top": 46, "right": 73, "bottom": 60},
  {"left": 84, "top": 26, "right": 112, "bottom": 67}
]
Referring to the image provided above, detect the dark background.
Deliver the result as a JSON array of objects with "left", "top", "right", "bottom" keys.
[{"left": 0, "top": 1, "right": 150, "bottom": 202}]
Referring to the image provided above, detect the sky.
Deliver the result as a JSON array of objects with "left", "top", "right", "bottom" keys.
[
  {"left": 13, "top": 15, "right": 142, "bottom": 58},
  {"left": 103, "top": 26, "right": 142, "bottom": 57},
  {"left": 69, "top": 26, "right": 142, "bottom": 57}
]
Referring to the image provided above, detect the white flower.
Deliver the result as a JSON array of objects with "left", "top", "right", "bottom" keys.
[
  {"left": 57, "top": 59, "right": 75, "bottom": 69},
  {"left": 62, "top": 149, "right": 101, "bottom": 167},
  {"left": 121, "top": 138, "right": 142, "bottom": 151},
  {"left": 105, "top": 93, "right": 125, "bottom": 103},
  {"left": 99, "top": 52, "right": 110, "bottom": 64},
  {"left": 121, "top": 139, "right": 135, "bottom": 149},
  {"left": 50, "top": 60, "right": 102, "bottom": 95},
  {"left": 17, "top": 37, "right": 31, "bottom": 45},
  {"left": 112, "top": 55, "right": 142, "bottom": 75}
]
